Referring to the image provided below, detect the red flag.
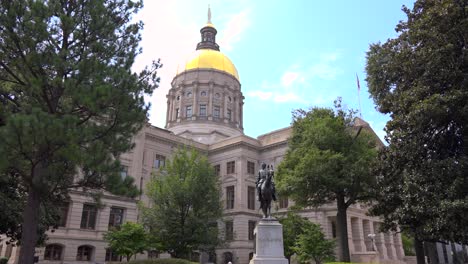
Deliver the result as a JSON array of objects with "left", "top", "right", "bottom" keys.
[{"left": 356, "top": 74, "right": 361, "bottom": 91}]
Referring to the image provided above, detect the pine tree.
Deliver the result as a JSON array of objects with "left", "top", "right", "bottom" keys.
[{"left": 0, "top": 1, "right": 161, "bottom": 263}]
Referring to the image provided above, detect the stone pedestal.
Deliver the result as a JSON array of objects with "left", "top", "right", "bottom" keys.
[{"left": 250, "top": 219, "right": 288, "bottom": 264}]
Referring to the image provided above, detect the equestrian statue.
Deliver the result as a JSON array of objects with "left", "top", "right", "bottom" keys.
[{"left": 256, "top": 162, "right": 277, "bottom": 218}]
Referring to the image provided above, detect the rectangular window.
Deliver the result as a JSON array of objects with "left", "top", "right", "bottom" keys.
[
  {"left": 214, "top": 164, "right": 221, "bottom": 176},
  {"left": 120, "top": 165, "right": 128, "bottom": 179},
  {"left": 248, "top": 221, "right": 256, "bottom": 240},
  {"left": 186, "top": 105, "right": 192, "bottom": 118},
  {"left": 247, "top": 161, "right": 255, "bottom": 175},
  {"left": 226, "top": 186, "right": 235, "bottom": 209},
  {"left": 227, "top": 109, "right": 232, "bottom": 120},
  {"left": 200, "top": 104, "right": 207, "bottom": 116},
  {"left": 153, "top": 154, "right": 166, "bottom": 169},
  {"left": 279, "top": 196, "right": 289, "bottom": 209},
  {"left": 248, "top": 186, "right": 255, "bottom": 210},
  {"left": 105, "top": 248, "right": 121, "bottom": 262},
  {"left": 225, "top": 221, "right": 234, "bottom": 241},
  {"left": 58, "top": 203, "right": 69, "bottom": 227},
  {"left": 213, "top": 106, "right": 220, "bottom": 118},
  {"left": 108, "top": 207, "right": 124, "bottom": 228},
  {"left": 80, "top": 204, "right": 97, "bottom": 229},
  {"left": 226, "top": 161, "right": 235, "bottom": 174}
]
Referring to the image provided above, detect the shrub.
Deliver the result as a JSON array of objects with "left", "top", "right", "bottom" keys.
[
  {"left": 126, "top": 258, "right": 198, "bottom": 264},
  {"left": 0, "top": 257, "right": 8, "bottom": 264}
]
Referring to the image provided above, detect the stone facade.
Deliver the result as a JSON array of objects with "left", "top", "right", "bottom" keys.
[{"left": 0, "top": 11, "right": 406, "bottom": 264}]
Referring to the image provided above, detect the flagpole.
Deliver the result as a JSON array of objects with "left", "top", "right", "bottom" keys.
[{"left": 356, "top": 73, "right": 362, "bottom": 118}]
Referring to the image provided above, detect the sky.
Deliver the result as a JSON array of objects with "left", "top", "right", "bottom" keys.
[{"left": 132, "top": 0, "right": 416, "bottom": 142}]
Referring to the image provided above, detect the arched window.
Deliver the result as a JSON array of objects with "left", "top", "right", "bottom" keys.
[
  {"left": 223, "top": 252, "right": 233, "bottom": 264},
  {"left": 44, "top": 244, "right": 63, "bottom": 260},
  {"left": 76, "top": 245, "right": 93, "bottom": 261},
  {"left": 201, "top": 91, "right": 207, "bottom": 97},
  {"left": 208, "top": 252, "right": 217, "bottom": 263}
]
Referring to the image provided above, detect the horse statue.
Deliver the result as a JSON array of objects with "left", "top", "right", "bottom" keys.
[{"left": 257, "top": 163, "right": 277, "bottom": 218}]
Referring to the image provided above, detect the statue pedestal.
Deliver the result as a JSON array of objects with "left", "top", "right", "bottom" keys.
[{"left": 250, "top": 219, "right": 288, "bottom": 264}]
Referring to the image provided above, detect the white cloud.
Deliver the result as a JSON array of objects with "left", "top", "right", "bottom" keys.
[
  {"left": 247, "top": 90, "right": 273, "bottom": 101},
  {"left": 218, "top": 9, "right": 251, "bottom": 51},
  {"left": 273, "top": 92, "right": 306, "bottom": 103},
  {"left": 281, "top": 71, "right": 300, "bottom": 87}
]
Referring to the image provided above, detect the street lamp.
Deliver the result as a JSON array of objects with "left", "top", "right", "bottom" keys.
[{"left": 368, "top": 233, "right": 376, "bottom": 251}]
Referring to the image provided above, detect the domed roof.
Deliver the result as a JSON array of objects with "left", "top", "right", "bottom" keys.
[{"left": 183, "top": 49, "right": 239, "bottom": 80}]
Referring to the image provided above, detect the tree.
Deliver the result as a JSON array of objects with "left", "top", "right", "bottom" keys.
[
  {"left": 365, "top": 1, "right": 468, "bottom": 263},
  {"left": 279, "top": 211, "right": 320, "bottom": 264},
  {"left": 104, "top": 222, "right": 148, "bottom": 262},
  {"left": 293, "top": 223, "right": 335, "bottom": 264},
  {"left": 276, "top": 100, "right": 378, "bottom": 262},
  {"left": 0, "top": 1, "right": 161, "bottom": 263},
  {"left": 141, "top": 148, "right": 223, "bottom": 259}
]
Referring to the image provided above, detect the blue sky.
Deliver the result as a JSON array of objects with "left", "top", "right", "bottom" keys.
[{"left": 133, "top": 0, "right": 415, "bottom": 142}]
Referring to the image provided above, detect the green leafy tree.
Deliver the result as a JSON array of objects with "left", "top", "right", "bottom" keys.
[
  {"left": 104, "top": 222, "right": 149, "bottom": 262},
  {"left": 293, "top": 223, "right": 335, "bottom": 264},
  {"left": 0, "top": 1, "right": 161, "bottom": 263},
  {"left": 279, "top": 212, "right": 315, "bottom": 263},
  {"left": 142, "top": 148, "right": 223, "bottom": 259},
  {"left": 365, "top": 1, "right": 468, "bottom": 263},
  {"left": 276, "top": 99, "right": 378, "bottom": 262}
]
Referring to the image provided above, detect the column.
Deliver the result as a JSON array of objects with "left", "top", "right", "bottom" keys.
[
  {"left": 373, "top": 222, "right": 388, "bottom": 259},
  {"left": 192, "top": 84, "right": 198, "bottom": 119},
  {"left": 384, "top": 232, "right": 396, "bottom": 260},
  {"left": 165, "top": 94, "right": 170, "bottom": 123},
  {"left": 393, "top": 232, "right": 404, "bottom": 260},
  {"left": 350, "top": 217, "right": 366, "bottom": 252},
  {"left": 208, "top": 82, "right": 213, "bottom": 120}
]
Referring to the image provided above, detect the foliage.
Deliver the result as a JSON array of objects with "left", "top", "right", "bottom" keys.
[
  {"left": 141, "top": 148, "right": 223, "bottom": 259},
  {"left": 123, "top": 259, "right": 198, "bottom": 264},
  {"left": 401, "top": 232, "right": 415, "bottom": 256},
  {"left": 0, "top": 257, "right": 8, "bottom": 264},
  {"left": 279, "top": 211, "right": 316, "bottom": 261},
  {"left": 366, "top": 0, "right": 468, "bottom": 252},
  {"left": 0, "top": 0, "right": 161, "bottom": 262},
  {"left": 293, "top": 222, "right": 335, "bottom": 264},
  {"left": 276, "top": 98, "right": 378, "bottom": 262},
  {"left": 104, "top": 222, "right": 149, "bottom": 261}
]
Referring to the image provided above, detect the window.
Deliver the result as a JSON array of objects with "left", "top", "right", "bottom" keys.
[
  {"left": 58, "top": 203, "right": 69, "bottom": 227},
  {"left": 213, "top": 106, "right": 220, "bottom": 118},
  {"left": 59, "top": 203, "right": 69, "bottom": 227},
  {"left": 80, "top": 204, "right": 97, "bottom": 229},
  {"left": 186, "top": 105, "right": 192, "bottom": 118},
  {"left": 187, "top": 91, "right": 192, "bottom": 98},
  {"left": 105, "top": 248, "right": 121, "bottom": 262},
  {"left": 228, "top": 96, "right": 232, "bottom": 102},
  {"left": 176, "top": 95, "right": 180, "bottom": 101},
  {"left": 248, "top": 187, "right": 255, "bottom": 210},
  {"left": 279, "top": 196, "right": 289, "bottom": 209},
  {"left": 201, "top": 91, "right": 207, "bottom": 96},
  {"left": 331, "top": 221, "right": 337, "bottom": 238},
  {"left": 44, "top": 244, "right": 63, "bottom": 260},
  {"left": 76, "top": 245, "right": 93, "bottom": 261},
  {"left": 120, "top": 165, "right": 128, "bottom": 179},
  {"left": 226, "top": 161, "right": 235, "bottom": 174},
  {"left": 214, "top": 164, "right": 221, "bottom": 176},
  {"left": 108, "top": 208, "right": 124, "bottom": 228},
  {"left": 199, "top": 104, "right": 207, "bottom": 116},
  {"left": 225, "top": 221, "right": 233, "bottom": 241},
  {"left": 153, "top": 154, "right": 166, "bottom": 169},
  {"left": 227, "top": 109, "right": 232, "bottom": 120},
  {"left": 247, "top": 161, "right": 255, "bottom": 175},
  {"left": 175, "top": 108, "right": 180, "bottom": 118},
  {"left": 226, "top": 186, "right": 234, "bottom": 209},
  {"left": 248, "top": 221, "right": 256, "bottom": 240}
]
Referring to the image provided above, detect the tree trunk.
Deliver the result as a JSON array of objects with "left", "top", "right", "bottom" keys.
[
  {"left": 414, "top": 238, "right": 425, "bottom": 264},
  {"left": 18, "top": 187, "right": 41, "bottom": 264},
  {"left": 336, "top": 195, "right": 351, "bottom": 262}
]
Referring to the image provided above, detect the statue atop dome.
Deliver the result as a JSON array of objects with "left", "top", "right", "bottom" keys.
[{"left": 197, "top": 6, "right": 219, "bottom": 51}]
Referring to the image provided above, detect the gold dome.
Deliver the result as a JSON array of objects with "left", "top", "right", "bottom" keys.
[{"left": 183, "top": 49, "right": 239, "bottom": 80}]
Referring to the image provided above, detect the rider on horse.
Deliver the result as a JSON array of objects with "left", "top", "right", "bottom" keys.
[{"left": 256, "top": 162, "right": 277, "bottom": 202}]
